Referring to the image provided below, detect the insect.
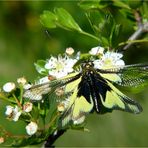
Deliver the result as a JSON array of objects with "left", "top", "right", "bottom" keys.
[{"left": 23, "top": 61, "right": 148, "bottom": 126}]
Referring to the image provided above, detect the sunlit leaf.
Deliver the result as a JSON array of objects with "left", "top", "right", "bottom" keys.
[
  {"left": 40, "top": 11, "right": 57, "bottom": 28},
  {"left": 54, "top": 8, "right": 82, "bottom": 32}
]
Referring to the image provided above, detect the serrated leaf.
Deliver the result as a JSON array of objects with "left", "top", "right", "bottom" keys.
[
  {"left": 78, "top": 0, "right": 107, "bottom": 10},
  {"left": 40, "top": 10, "right": 57, "bottom": 28},
  {"left": 54, "top": 8, "right": 82, "bottom": 32}
]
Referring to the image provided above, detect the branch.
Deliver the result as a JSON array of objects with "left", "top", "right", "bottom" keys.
[
  {"left": 123, "top": 10, "right": 148, "bottom": 51},
  {"left": 44, "top": 129, "right": 66, "bottom": 148}
]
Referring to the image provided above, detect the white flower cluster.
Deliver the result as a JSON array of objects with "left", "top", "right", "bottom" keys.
[
  {"left": 89, "top": 46, "right": 125, "bottom": 69},
  {"left": 2, "top": 77, "right": 37, "bottom": 135},
  {"left": 5, "top": 102, "right": 35, "bottom": 135},
  {"left": 43, "top": 46, "right": 124, "bottom": 80},
  {"left": 44, "top": 47, "right": 79, "bottom": 79}
]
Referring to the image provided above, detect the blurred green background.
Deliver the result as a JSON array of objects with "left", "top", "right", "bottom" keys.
[{"left": 0, "top": 1, "right": 148, "bottom": 147}]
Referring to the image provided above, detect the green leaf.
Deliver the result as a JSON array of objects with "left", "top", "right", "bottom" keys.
[
  {"left": 141, "top": 2, "right": 148, "bottom": 21},
  {"left": 127, "top": 0, "right": 143, "bottom": 9},
  {"left": 78, "top": 0, "right": 107, "bottom": 10},
  {"left": 109, "top": 24, "right": 122, "bottom": 48},
  {"left": 34, "top": 60, "right": 48, "bottom": 75},
  {"left": 40, "top": 11, "right": 57, "bottom": 28},
  {"left": 112, "top": 0, "right": 131, "bottom": 10},
  {"left": 11, "top": 134, "right": 47, "bottom": 146},
  {"left": 54, "top": 8, "right": 82, "bottom": 32}
]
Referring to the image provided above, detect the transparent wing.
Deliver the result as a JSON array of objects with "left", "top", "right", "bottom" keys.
[
  {"left": 99, "top": 80, "right": 143, "bottom": 114},
  {"left": 58, "top": 76, "right": 94, "bottom": 127},
  {"left": 23, "top": 72, "right": 93, "bottom": 127},
  {"left": 98, "top": 63, "right": 148, "bottom": 87},
  {"left": 23, "top": 72, "right": 80, "bottom": 101}
]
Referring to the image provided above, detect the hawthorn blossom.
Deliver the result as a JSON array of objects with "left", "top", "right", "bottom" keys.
[
  {"left": 3, "top": 82, "right": 15, "bottom": 93},
  {"left": 5, "top": 105, "right": 22, "bottom": 122},
  {"left": 66, "top": 47, "right": 74, "bottom": 55},
  {"left": 26, "top": 122, "right": 38, "bottom": 136},
  {"left": 89, "top": 46, "right": 105, "bottom": 55},
  {"left": 45, "top": 55, "right": 78, "bottom": 78},
  {"left": 17, "top": 77, "right": 27, "bottom": 85},
  {"left": 23, "top": 102, "right": 33, "bottom": 113},
  {"left": 93, "top": 51, "right": 125, "bottom": 69}
]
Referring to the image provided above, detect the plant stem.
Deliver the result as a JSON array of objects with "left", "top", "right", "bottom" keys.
[
  {"left": 81, "top": 31, "right": 100, "bottom": 42},
  {"left": 12, "top": 93, "right": 22, "bottom": 109},
  {"left": 123, "top": 22, "right": 148, "bottom": 50},
  {"left": 44, "top": 129, "right": 66, "bottom": 148},
  {"left": 123, "top": 10, "right": 148, "bottom": 51}
]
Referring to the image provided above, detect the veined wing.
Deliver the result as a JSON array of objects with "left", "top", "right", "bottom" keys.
[
  {"left": 23, "top": 72, "right": 93, "bottom": 127},
  {"left": 93, "top": 72, "right": 143, "bottom": 114},
  {"left": 59, "top": 76, "right": 94, "bottom": 127},
  {"left": 23, "top": 72, "right": 80, "bottom": 101},
  {"left": 98, "top": 63, "right": 148, "bottom": 87}
]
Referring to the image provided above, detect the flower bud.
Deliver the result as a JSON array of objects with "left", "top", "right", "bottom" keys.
[
  {"left": 26, "top": 122, "right": 38, "bottom": 136},
  {"left": 3, "top": 82, "right": 15, "bottom": 92},
  {"left": 5, "top": 105, "right": 13, "bottom": 116},
  {"left": 23, "top": 102, "right": 33, "bottom": 113},
  {"left": 57, "top": 103, "right": 65, "bottom": 112},
  {"left": 66, "top": 47, "right": 74, "bottom": 55},
  {"left": 17, "top": 77, "right": 27, "bottom": 85},
  {"left": 89, "top": 46, "right": 104, "bottom": 55}
]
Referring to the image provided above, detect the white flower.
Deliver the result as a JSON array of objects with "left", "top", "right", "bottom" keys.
[
  {"left": 5, "top": 105, "right": 13, "bottom": 116},
  {"left": 17, "top": 77, "right": 27, "bottom": 85},
  {"left": 66, "top": 47, "right": 74, "bottom": 55},
  {"left": 45, "top": 55, "right": 78, "bottom": 78},
  {"left": 35, "top": 76, "right": 50, "bottom": 85},
  {"left": 3, "top": 82, "right": 15, "bottom": 92},
  {"left": 5, "top": 106, "right": 22, "bottom": 122},
  {"left": 13, "top": 106, "right": 22, "bottom": 121},
  {"left": 89, "top": 46, "right": 105, "bottom": 55},
  {"left": 26, "top": 122, "right": 38, "bottom": 136},
  {"left": 23, "top": 102, "right": 33, "bottom": 113},
  {"left": 93, "top": 51, "right": 125, "bottom": 69}
]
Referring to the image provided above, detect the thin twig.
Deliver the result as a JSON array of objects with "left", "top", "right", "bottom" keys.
[{"left": 123, "top": 10, "right": 148, "bottom": 51}]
